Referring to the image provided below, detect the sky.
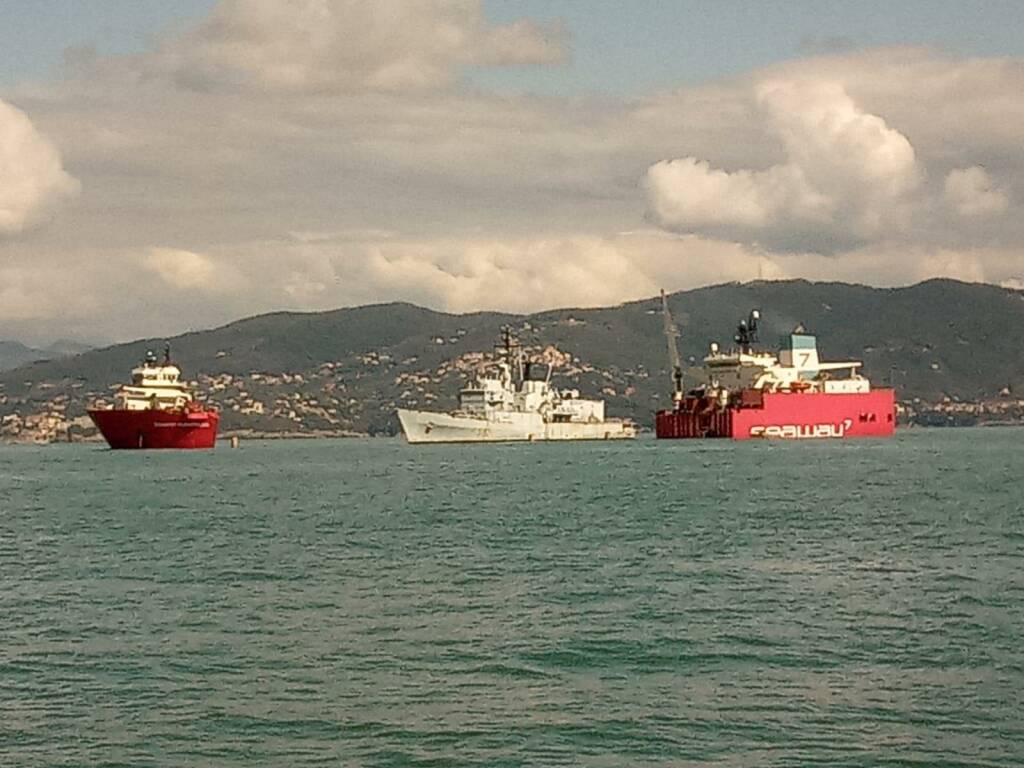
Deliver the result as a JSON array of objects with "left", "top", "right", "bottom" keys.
[{"left": 1, "top": 0, "right": 1024, "bottom": 344}]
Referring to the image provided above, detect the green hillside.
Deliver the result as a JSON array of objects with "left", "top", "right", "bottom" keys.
[{"left": 2, "top": 279, "right": 1023, "bottom": 440}]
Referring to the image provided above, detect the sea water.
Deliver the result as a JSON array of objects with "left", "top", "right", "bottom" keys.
[{"left": 1, "top": 429, "right": 1022, "bottom": 766}]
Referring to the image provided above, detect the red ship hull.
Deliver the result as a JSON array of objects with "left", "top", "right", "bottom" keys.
[
  {"left": 88, "top": 408, "right": 220, "bottom": 449},
  {"left": 656, "top": 389, "right": 896, "bottom": 440}
]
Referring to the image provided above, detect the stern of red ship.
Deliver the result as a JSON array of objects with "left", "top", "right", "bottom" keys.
[
  {"left": 656, "top": 395, "right": 735, "bottom": 438},
  {"left": 88, "top": 408, "right": 220, "bottom": 449}
]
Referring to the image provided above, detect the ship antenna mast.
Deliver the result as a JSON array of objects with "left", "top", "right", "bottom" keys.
[
  {"left": 661, "top": 290, "right": 684, "bottom": 403},
  {"left": 500, "top": 326, "right": 524, "bottom": 384},
  {"left": 513, "top": 331, "right": 523, "bottom": 383},
  {"left": 735, "top": 310, "right": 760, "bottom": 353},
  {"left": 163, "top": 342, "right": 172, "bottom": 365}
]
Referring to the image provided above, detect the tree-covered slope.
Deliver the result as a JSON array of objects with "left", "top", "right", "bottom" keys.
[{"left": 2, "top": 279, "right": 1023, "bottom": 439}]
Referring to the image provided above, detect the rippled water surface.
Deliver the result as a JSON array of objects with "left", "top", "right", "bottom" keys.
[{"left": 2, "top": 430, "right": 1022, "bottom": 766}]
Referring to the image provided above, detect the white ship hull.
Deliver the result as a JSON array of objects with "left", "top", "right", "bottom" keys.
[{"left": 397, "top": 408, "right": 636, "bottom": 444}]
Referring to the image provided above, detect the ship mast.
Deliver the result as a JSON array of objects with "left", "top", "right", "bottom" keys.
[
  {"left": 500, "top": 326, "right": 524, "bottom": 384},
  {"left": 734, "top": 309, "right": 761, "bottom": 353},
  {"left": 661, "top": 290, "right": 684, "bottom": 404}
]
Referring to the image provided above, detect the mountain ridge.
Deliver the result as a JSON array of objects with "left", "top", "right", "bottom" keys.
[
  {"left": 2, "top": 278, "right": 1023, "bottom": 441},
  {"left": 0, "top": 340, "right": 93, "bottom": 372}
]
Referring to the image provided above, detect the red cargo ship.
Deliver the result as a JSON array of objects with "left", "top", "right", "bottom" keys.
[
  {"left": 655, "top": 293, "right": 895, "bottom": 440},
  {"left": 88, "top": 346, "right": 219, "bottom": 449}
]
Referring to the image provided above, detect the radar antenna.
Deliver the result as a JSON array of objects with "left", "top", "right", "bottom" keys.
[
  {"left": 499, "top": 325, "right": 524, "bottom": 383},
  {"left": 734, "top": 309, "right": 761, "bottom": 353},
  {"left": 661, "top": 290, "right": 684, "bottom": 403}
]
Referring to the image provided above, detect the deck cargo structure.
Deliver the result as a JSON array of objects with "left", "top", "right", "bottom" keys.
[
  {"left": 88, "top": 346, "right": 219, "bottom": 449},
  {"left": 655, "top": 293, "right": 895, "bottom": 440},
  {"left": 397, "top": 328, "right": 636, "bottom": 444}
]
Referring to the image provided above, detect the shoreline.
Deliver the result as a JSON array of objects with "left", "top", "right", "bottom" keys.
[{"left": 3, "top": 421, "right": 1023, "bottom": 446}]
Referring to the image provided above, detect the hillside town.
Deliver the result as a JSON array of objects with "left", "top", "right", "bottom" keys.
[
  {"left": 0, "top": 344, "right": 646, "bottom": 444},
  {"left": 1, "top": 344, "right": 1022, "bottom": 444}
]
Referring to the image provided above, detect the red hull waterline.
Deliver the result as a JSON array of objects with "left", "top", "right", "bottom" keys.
[
  {"left": 88, "top": 409, "right": 220, "bottom": 449},
  {"left": 656, "top": 389, "right": 896, "bottom": 440}
]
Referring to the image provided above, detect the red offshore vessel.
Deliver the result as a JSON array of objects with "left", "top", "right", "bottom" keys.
[
  {"left": 655, "top": 293, "right": 895, "bottom": 440},
  {"left": 88, "top": 346, "right": 219, "bottom": 449}
]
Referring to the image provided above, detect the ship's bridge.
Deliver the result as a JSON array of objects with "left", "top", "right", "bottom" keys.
[
  {"left": 701, "top": 329, "right": 870, "bottom": 394},
  {"left": 458, "top": 364, "right": 515, "bottom": 414},
  {"left": 779, "top": 333, "right": 820, "bottom": 373},
  {"left": 131, "top": 363, "right": 184, "bottom": 387},
  {"left": 774, "top": 332, "right": 869, "bottom": 392},
  {"left": 117, "top": 349, "right": 195, "bottom": 411}
]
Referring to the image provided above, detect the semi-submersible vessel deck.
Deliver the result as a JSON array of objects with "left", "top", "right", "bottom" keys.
[{"left": 655, "top": 293, "right": 896, "bottom": 440}]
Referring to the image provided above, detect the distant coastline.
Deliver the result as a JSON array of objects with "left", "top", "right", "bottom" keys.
[
  {"left": 3, "top": 279, "right": 1023, "bottom": 444},
  {"left": 2, "top": 411, "right": 1021, "bottom": 445}
]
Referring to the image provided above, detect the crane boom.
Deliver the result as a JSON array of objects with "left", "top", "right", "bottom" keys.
[{"left": 661, "top": 290, "right": 684, "bottom": 402}]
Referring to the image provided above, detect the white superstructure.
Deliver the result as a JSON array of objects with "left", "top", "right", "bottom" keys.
[
  {"left": 108, "top": 346, "right": 196, "bottom": 411},
  {"left": 696, "top": 310, "right": 872, "bottom": 398},
  {"left": 397, "top": 329, "right": 636, "bottom": 443}
]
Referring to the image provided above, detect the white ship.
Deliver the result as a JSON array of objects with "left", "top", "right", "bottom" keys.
[{"left": 397, "top": 329, "right": 637, "bottom": 444}]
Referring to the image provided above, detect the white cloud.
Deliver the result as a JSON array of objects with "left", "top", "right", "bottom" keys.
[
  {"left": 0, "top": 98, "right": 79, "bottom": 235},
  {"left": 944, "top": 166, "right": 1009, "bottom": 217},
  {"left": 645, "top": 78, "right": 921, "bottom": 251},
  {"left": 4, "top": 31, "right": 1024, "bottom": 342},
  {"left": 145, "top": 247, "right": 242, "bottom": 292},
  {"left": 2, "top": 229, "right": 1024, "bottom": 345},
  {"left": 157, "top": 0, "right": 567, "bottom": 93},
  {"left": 758, "top": 78, "right": 921, "bottom": 232},
  {"left": 645, "top": 158, "right": 824, "bottom": 230},
  {"left": 0, "top": 231, "right": 766, "bottom": 341}
]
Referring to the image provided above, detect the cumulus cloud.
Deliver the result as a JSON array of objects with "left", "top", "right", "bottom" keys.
[
  {"left": 5, "top": 32, "right": 1024, "bottom": 343},
  {"left": 0, "top": 231, "right": 766, "bottom": 341},
  {"left": 0, "top": 98, "right": 79, "bottom": 235},
  {"left": 645, "top": 78, "right": 921, "bottom": 251},
  {"left": 645, "top": 158, "right": 825, "bottom": 231},
  {"left": 146, "top": 248, "right": 243, "bottom": 293},
  {"left": 944, "top": 166, "right": 1009, "bottom": 217},
  {"left": 157, "top": 0, "right": 567, "bottom": 93},
  {"left": 8, "top": 229, "right": 1024, "bottom": 345}
]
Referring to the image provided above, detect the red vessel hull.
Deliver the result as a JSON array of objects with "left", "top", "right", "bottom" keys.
[
  {"left": 88, "top": 408, "right": 220, "bottom": 449},
  {"left": 656, "top": 389, "right": 896, "bottom": 440}
]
